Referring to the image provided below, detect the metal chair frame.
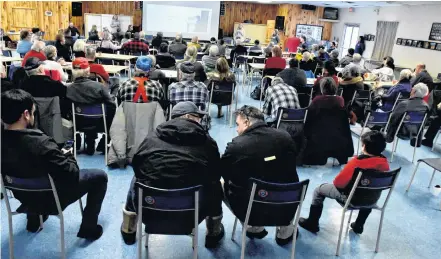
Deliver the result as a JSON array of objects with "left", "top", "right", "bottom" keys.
[
  {"left": 207, "top": 81, "right": 238, "bottom": 127},
  {"left": 1, "top": 174, "right": 83, "bottom": 259},
  {"left": 390, "top": 111, "right": 427, "bottom": 163},
  {"left": 276, "top": 107, "right": 308, "bottom": 129},
  {"left": 231, "top": 179, "right": 309, "bottom": 259},
  {"left": 72, "top": 103, "right": 108, "bottom": 165},
  {"left": 136, "top": 182, "right": 201, "bottom": 259},
  {"left": 353, "top": 111, "right": 392, "bottom": 154},
  {"left": 335, "top": 168, "right": 401, "bottom": 256}
]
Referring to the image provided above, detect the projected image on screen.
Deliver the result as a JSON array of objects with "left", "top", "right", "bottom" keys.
[{"left": 146, "top": 4, "right": 212, "bottom": 34}]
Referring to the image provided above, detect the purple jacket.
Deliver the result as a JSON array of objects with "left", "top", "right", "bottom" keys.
[{"left": 382, "top": 79, "right": 411, "bottom": 111}]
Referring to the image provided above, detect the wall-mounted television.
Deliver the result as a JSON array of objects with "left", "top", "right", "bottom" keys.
[{"left": 323, "top": 7, "right": 339, "bottom": 20}]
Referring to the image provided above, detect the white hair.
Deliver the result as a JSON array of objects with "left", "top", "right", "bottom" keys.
[
  {"left": 302, "top": 52, "right": 311, "bottom": 61},
  {"left": 102, "top": 31, "right": 112, "bottom": 41},
  {"left": 85, "top": 45, "right": 97, "bottom": 60},
  {"left": 179, "top": 70, "right": 195, "bottom": 81},
  {"left": 399, "top": 69, "right": 412, "bottom": 81},
  {"left": 31, "top": 41, "right": 45, "bottom": 52},
  {"left": 72, "top": 68, "right": 90, "bottom": 80},
  {"left": 175, "top": 34, "right": 182, "bottom": 42},
  {"left": 139, "top": 31, "right": 146, "bottom": 38},
  {"left": 43, "top": 45, "right": 57, "bottom": 60},
  {"left": 26, "top": 67, "right": 43, "bottom": 76},
  {"left": 209, "top": 45, "right": 219, "bottom": 57},
  {"left": 73, "top": 39, "right": 86, "bottom": 52},
  {"left": 413, "top": 83, "right": 429, "bottom": 98},
  {"left": 352, "top": 54, "right": 362, "bottom": 63},
  {"left": 342, "top": 65, "right": 360, "bottom": 79}
]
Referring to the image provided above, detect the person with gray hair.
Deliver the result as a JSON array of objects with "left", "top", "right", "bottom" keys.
[
  {"left": 169, "top": 33, "right": 188, "bottom": 58},
  {"left": 201, "top": 45, "right": 219, "bottom": 73},
  {"left": 176, "top": 46, "right": 207, "bottom": 82},
  {"left": 169, "top": 61, "right": 209, "bottom": 110},
  {"left": 85, "top": 45, "right": 110, "bottom": 82},
  {"left": 221, "top": 105, "right": 300, "bottom": 245},
  {"left": 386, "top": 82, "right": 429, "bottom": 144},
  {"left": 411, "top": 63, "right": 433, "bottom": 88},
  {"left": 374, "top": 68, "right": 413, "bottom": 111},
  {"left": 330, "top": 49, "right": 339, "bottom": 67},
  {"left": 99, "top": 31, "right": 120, "bottom": 51},
  {"left": 339, "top": 63, "right": 364, "bottom": 105},
  {"left": 341, "top": 53, "right": 367, "bottom": 77},
  {"left": 42, "top": 45, "right": 69, "bottom": 82},
  {"left": 21, "top": 41, "right": 47, "bottom": 66},
  {"left": 152, "top": 31, "right": 165, "bottom": 49}
]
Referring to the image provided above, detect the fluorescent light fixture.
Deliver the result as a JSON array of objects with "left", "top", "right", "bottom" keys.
[{"left": 257, "top": 0, "right": 272, "bottom": 3}]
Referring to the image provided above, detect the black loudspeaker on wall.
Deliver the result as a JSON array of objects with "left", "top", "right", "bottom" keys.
[
  {"left": 218, "top": 28, "right": 223, "bottom": 39},
  {"left": 301, "top": 4, "right": 316, "bottom": 11},
  {"left": 275, "top": 16, "right": 285, "bottom": 30},
  {"left": 72, "top": 2, "right": 83, "bottom": 17}
]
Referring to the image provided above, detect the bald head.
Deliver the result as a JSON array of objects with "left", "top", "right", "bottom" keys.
[
  {"left": 415, "top": 63, "right": 426, "bottom": 75},
  {"left": 31, "top": 41, "right": 46, "bottom": 52}
]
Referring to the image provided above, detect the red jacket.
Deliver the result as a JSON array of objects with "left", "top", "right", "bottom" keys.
[
  {"left": 22, "top": 50, "right": 47, "bottom": 67},
  {"left": 334, "top": 155, "right": 390, "bottom": 189},
  {"left": 265, "top": 57, "right": 286, "bottom": 70},
  {"left": 285, "top": 37, "right": 301, "bottom": 52},
  {"left": 89, "top": 63, "right": 110, "bottom": 82}
]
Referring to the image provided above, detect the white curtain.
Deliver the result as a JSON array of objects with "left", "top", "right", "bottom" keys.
[{"left": 371, "top": 21, "right": 399, "bottom": 60}]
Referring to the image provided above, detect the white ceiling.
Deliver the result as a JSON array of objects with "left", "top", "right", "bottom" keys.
[{"left": 253, "top": 1, "right": 441, "bottom": 8}]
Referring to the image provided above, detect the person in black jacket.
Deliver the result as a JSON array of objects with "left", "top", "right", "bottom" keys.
[
  {"left": 276, "top": 59, "right": 307, "bottom": 88},
  {"left": 151, "top": 31, "right": 166, "bottom": 49},
  {"left": 55, "top": 34, "right": 72, "bottom": 62},
  {"left": 411, "top": 63, "right": 433, "bottom": 90},
  {"left": 20, "top": 57, "right": 70, "bottom": 119},
  {"left": 66, "top": 58, "right": 116, "bottom": 155},
  {"left": 120, "top": 101, "right": 225, "bottom": 248},
  {"left": 155, "top": 42, "right": 176, "bottom": 69},
  {"left": 1, "top": 89, "right": 108, "bottom": 240},
  {"left": 66, "top": 22, "right": 80, "bottom": 37},
  {"left": 221, "top": 105, "right": 300, "bottom": 246},
  {"left": 229, "top": 39, "right": 248, "bottom": 67}
]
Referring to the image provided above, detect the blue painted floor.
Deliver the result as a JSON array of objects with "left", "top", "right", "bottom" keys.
[{"left": 2, "top": 77, "right": 441, "bottom": 259}]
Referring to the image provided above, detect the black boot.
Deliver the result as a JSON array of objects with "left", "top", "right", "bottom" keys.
[
  {"left": 77, "top": 224, "right": 103, "bottom": 240},
  {"left": 76, "top": 133, "right": 82, "bottom": 150},
  {"left": 299, "top": 205, "right": 323, "bottom": 233},
  {"left": 26, "top": 214, "right": 49, "bottom": 233},
  {"left": 350, "top": 209, "right": 372, "bottom": 234}
]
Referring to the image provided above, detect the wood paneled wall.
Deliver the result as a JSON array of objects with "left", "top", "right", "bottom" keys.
[
  {"left": 220, "top": 2, "right": 279, "bottom": 36},
  {"left": 0, "top": 1, "right": 70, "bottom": 40},
  {"left": 277, "top": 4, "right": 332, "bottom": 40},
  {"left": 72, "top": 1, "right": 142, "bottom": 35},
  {"left": 220, "top": 2, "right": 332, "bottom": 41}
]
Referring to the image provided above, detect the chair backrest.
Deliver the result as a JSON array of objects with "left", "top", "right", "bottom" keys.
[
  {"left": 276, "top": 107, "right": 308, "bottom": 128},
  {"left": 211, "top": 80, "right": 236, "bottom": 93},
  {"left": 364, "top": 111, "right": 392, "bottom": 128},
  {"left": 235, "top": 55, "right": 247, "bottom": 64},
  {"left": 304, "top": 70, "right": 315, "bottom": 79},
  {"left": 263, "top": 68, "right": 284, "bottom": 77},
  {"left": 72, "top": 103, "right": 106, "bottom": 118},
  {"left": 391, "top": 92, "right": 410, "bottom": 110},
  {"left": 351, "top": 89, "right": 371, "bottom": 105},
  {"left": 135, "top": 182, "right": 202, "bottom": 235},
  {"left": 336, "top": 88, "right": 343, "bottom": 96},
  {"left": 344, "top": 168, "right": 401, "bottom": 208},
  {"left": 2, "top": 50, "right": 11, "bottom": 57},
  {"left": 252, "top": 57, "right": 265, "bottom": 64},
  {"left": 248, "top": 51, "right": 262, "bottom": 57},
  {"left": 149, "top": 49, "right": 158, "bottom": 55},
  {"left": 245, "top": 178, "right": 309, "bottom": 226},
  {"left": 402, "top": 111, "right": 427, "bottom": 125},
  {"left": 173, "top": 54, "right": 184, "bottom": 60},
  {"left": 2, "top": 174, "right": 52, "bottom": 192}
]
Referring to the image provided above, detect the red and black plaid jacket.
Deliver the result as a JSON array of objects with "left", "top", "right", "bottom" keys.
[{"left": 122, "top": 39, "right": 149, "bottom": 54}]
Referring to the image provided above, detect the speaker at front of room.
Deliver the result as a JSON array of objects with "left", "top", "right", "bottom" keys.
[
  {"left": 275, "top": 16, "right": 285, "bottom": 30},
  {"left": 72, "top": 2, "right": 83, "bottom": 17},
  {"left": 301, "top": 4, "right": 316, "bottom": 11}
]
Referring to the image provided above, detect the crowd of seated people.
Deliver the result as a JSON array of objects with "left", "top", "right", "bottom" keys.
[{"left": 2, "top": 23, "right": 441, "bottom": 258}]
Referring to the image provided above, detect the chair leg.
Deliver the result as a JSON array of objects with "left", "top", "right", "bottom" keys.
[
  {"left": 39, "top": 215, "right": 44, "bottom": 229},
  {"left": 232, "top": 218, "right": 238, "bottom": 241},
  {"left": 240, "top": 222, "right": 247, "bottom": 259},
  {"left": 193, "top": 228, "right": 198, "bottom": 259},
  {"left": 346, "top": 211, "right": 353, "bottom": 233},
  {"left": 79, "top": 198, "right": 84, "bottom": 216},
  {"left": 390, "top": 138, "right": 397, "bottom": 162},
  {"left": 406, "top": 162, "right": 421, "bottom": 192},
  {"left": 432, "top": 131, "right": 440, "bottom": 151},
  {"left": 412, "top": 142, "right": 417, "bottom": 164},
  {"left": 104, "top": 133, "right": 108, "bottom": 166},
  {"left": 336, "top": 210, "right": 346, "bottom": 256},
  {"left": 59, "top": 215, "right": 66, "bottom": 259},
  {"left": 375, "top": 210, "right": 386, "bottom": 253},
  {"left": 428, "top": 169, "right": 436, "bottom": 188},
  {"left": 8, "top": 213, "right": 14, "bottom": 259}
]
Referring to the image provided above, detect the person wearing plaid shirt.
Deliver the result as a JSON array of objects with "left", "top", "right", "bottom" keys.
[
  {"left": 263, "top": 77, "right": 300, "bottom": 123},
  {"left": 117, "top": 56, "right": 164, "bottom": 104},
  {"left": 169, "top": 61, "right": 209, "bottom": 110},
  {"left": 121, "top": 32, "right": 149, "bottom": 54}
]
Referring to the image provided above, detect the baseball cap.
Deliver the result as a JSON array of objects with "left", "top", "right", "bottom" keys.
[
  {"left": 171, "top": 101, "right": 207, "bottom": 119},
  {"left": 136, "top": 56, "right": 152, "bottom": 72},
  {"left": 180, "top": 61, "right": 195, "bottom": 74},
  {"left": 23, "top": 57, "right": 43, "bottom": 71},
  {"left": 72, "top": 57, "right": 90, "bottom": 69}
]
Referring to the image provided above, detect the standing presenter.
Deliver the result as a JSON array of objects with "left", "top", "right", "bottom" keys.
[{"left": 234, "top": 23, "right": 245, "bottom": 44}]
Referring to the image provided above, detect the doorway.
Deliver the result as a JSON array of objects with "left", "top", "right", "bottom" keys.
[{"left": 340, "top": 24, "right": 360, "bottom": 57}]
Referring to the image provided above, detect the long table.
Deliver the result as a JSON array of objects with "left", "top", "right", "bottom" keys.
[
  {"left": 0, "top": 56, "right": 22, "bottom": 63},
  {"left": 95, "top": 53, "right": 138, "bottom": 77},
  {"left": 62, "top": 62, "right": 129, "bottom": 76}
]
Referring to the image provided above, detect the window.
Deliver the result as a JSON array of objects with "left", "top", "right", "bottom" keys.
[{"left": 341, "top": 24, "right": 360, "bottom": 57}]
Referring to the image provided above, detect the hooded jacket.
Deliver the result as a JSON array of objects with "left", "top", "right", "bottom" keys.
[{"left": 132, "top": 118, "right": 221, "bottom": 189}]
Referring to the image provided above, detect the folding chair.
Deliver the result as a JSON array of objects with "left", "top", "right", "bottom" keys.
[
  {"left": 276, "top": 107, "right": 308, "bottom": 129},
  {"left": 350, "top": 89, "right": 371, "bottom": 107},
  {"left": 136, "top": 182, "right": 202, "bottom": 259},
  {"left": 173, "top": 54, "right": 184, "bottom": 60},
  {"left": 406, "top": 158, "right": 441, "bottom": 210},
  {"left": 390, "top": 111, "right": 428, "bottom": 163},
  {"left": 336, "top": 88, "right": 343, "bottom": 97},
  {"left": 390, "top": 92, "right": 410, "bottom": 112},
  {"left": 1, "top": 173, "right": 84, "bottom": 259},
  {"left": 335, "top": 167, "right": 401, "bottom": 256},
  {"left": 2, "top": 49, "right": 12, "bottom": 57},
  {"left": 297, "top": 88, "right": 314, "bottom": 108},
  {"left": 230, "top": 178, "right": 310, "bottom": 259},
  {"left": 233, "top": 54, "right": 248, "bottom": 86},
  {"left": 207, "top": 81, "right": 238, "bottom": 127},
  {"left": 351, "top": 111, "right": 392, "bottom": 154},
  {"left": 72, "top": 103, "right": 108, "bottom": 164},
  {"left": 432, "top": 126, "right": 441, "bottom": 152}
]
